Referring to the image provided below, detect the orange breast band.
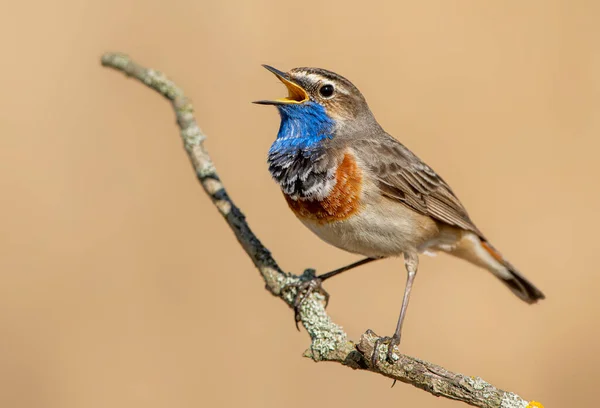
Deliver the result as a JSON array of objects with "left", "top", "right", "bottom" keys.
[{"left": 285, "top": 153, "right": 363, "bottom": 224}]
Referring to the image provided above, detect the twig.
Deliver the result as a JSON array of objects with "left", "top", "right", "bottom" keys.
[{"left": 100, "top": 52, "right": 543, "bottom": 408}]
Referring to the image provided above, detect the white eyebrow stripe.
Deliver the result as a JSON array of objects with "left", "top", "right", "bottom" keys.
[
  {"left": 333, "top": 85, "right": 350, "bottom": 95},
  {"left": 300, "top": 73, "right": 350, "bottom": 95},
  {"left": 303, "top": 73, "right": 323, "bottom": 82}
]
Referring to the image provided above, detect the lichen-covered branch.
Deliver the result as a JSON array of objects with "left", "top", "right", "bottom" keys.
[{"left": 100, "top": 52, "right": 543, "bottom": 408}]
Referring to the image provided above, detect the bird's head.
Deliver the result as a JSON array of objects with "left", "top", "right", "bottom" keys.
[{"left": 255, "top": 66, "right": 377, "bottom": 136}]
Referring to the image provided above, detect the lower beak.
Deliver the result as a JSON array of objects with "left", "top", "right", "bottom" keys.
[{"left": 253, "top": 65, "right": 309, "bottom": 105}]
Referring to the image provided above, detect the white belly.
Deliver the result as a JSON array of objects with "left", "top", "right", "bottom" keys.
[{"left": 297, "top": 198, "right": 439, "bottom": 258}]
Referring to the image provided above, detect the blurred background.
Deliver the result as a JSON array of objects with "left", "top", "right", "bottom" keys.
[{"left": 1, "top": 0, "right": 598, "bottom": 407}]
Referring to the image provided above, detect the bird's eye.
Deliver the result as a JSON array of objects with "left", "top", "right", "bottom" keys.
[{"left": 319, "top": 84, "right": 335, "bottom": 98}]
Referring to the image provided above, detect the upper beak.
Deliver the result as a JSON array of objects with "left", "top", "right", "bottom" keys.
[{"left": 253, "top": 65, "right": 309, "bottom": 105}]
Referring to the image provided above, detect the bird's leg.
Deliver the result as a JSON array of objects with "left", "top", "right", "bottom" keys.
[
  {"left": 319, "top": 257, "right": 380, "bottom": 281},
  {"left": 372, "top": 252, "right": 419, "bottom": 366},
  {"left": 289, "top": 257, "right": 381, "bottom": 330}
]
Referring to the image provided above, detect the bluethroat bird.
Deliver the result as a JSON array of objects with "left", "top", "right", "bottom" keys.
[{"left": 255, "top": 65, "right": 545, "bottom": 364}]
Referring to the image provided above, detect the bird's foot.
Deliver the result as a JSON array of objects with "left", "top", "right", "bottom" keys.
[
  {"left": 371, "top": 334, "right": 401, "bottom": 366},
  {"left": 284, "top": 269, "right": 330, "bottom": 330}
]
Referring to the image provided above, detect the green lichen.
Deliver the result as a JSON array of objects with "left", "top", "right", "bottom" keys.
[
  {"left": 467, "top": 376, "right": 491, "bottom": 391},
  {"left": 181, "top": 124, "right": 205, "bottom": 147},
  {"left": 298, "top": 292, "right": 347, "bottom": 360},
  {"left": 144, "top": 69, "right": 181, "bottom": 100},
  {"left": 196, "top": 162, "right": 217, "bottom": 179},
  {"left": 101, "top": 52, "right": 130, "bottom": 70},
  {"left": 268, "top": 270, "right": 298, "bottom": 299},
  {"left": 269, "top": 269, "right": 348, "bottom": 360},
  {"left": 500, "top": 392, "right": 528, "bottom": 408}
]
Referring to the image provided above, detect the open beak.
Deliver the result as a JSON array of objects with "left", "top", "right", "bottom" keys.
[{"left": 253, "top": 65, "right": 309, "bottom": 105}]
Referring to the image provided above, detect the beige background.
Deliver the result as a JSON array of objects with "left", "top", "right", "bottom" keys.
[{"left": 1, "top": 1, "right": 598, "bottom": 407}]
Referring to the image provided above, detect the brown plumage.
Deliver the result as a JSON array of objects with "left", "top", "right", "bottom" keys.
[
  {"left": 257, "top": 65, "right": 545, "bottom": 364},
  {"left": 352, "top": 135, "right": 544, "bottom": 303}
]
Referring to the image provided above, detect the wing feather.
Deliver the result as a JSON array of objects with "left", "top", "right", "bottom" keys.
[{"left": 356, "top": 136, "right": 483, "bottom": 237}]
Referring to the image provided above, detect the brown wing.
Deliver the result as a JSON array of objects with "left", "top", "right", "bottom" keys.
[{"left": 357, "top": 135, "right": 483, "bottom": 237}]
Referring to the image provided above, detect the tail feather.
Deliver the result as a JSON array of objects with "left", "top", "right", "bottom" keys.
[
  {"left": 480, "top": 240, "right": 545, "bottom": 304},
  {"left": 443, "top": 230, "right": 545, "bottom": 304}
]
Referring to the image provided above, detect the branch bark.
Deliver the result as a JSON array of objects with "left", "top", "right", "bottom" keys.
[{"left": 100, "top": 52, "right": 543, "bottom": 408}]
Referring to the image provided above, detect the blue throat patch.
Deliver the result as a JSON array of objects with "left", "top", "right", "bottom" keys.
[
  {"left": 267, "top": 101, "right": 336, "bottom": 199},
  {"left": 268, "top": 101, "right": 334, "bottom": 155}
]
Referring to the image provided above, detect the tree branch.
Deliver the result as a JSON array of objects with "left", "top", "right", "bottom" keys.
[{"left": 100, "top": 52, "right": 543, "bottom": 408}]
